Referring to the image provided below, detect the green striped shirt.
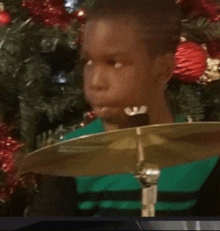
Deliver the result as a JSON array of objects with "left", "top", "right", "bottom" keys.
[{"left": 64, "top": 118, "right": 219, "bottom": 216}]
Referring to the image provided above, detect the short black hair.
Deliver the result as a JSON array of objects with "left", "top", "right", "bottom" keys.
[{"left": 87, "top": 0, "right": 182, "bottom": 58}]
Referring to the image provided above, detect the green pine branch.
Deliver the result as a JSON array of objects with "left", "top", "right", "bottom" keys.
[
  {"left": 0, "top": 0, "right": 87, "bottom": 150},
  {"left": 182, "top": 17, "right": 220, "bottom": 43},
  {"left": 167, "top": 81, "right": 205, "bottom": 121}
]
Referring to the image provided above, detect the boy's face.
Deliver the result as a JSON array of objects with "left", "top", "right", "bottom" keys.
[{"left": 82, "top": 19, "right": 165, "bottom": 122}]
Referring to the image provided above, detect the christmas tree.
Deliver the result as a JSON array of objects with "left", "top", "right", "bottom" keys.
[
  {"left": 0, "top": 0, "right": 92, "bottom": 153},
  {"left": 0, "top": 0, "right": 92, "bottom": 216}
]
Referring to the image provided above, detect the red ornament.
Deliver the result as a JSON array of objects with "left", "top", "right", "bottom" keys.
[
  {"left": 22, "top": 0, "right": 80, "bottom": 30},
  {"left": 0, "top": 3, "right": 11, "bottom": 26},
  {"left": 173, "top": 42, "right": 208, "bottom": 84},
  {"left": 0, "top": 123, "right": 22, "bottom": 201},
  {"left": 206, "top": 40, "right": 220, "bottom": 58},
  {"left": 200, "top": 0, "right": 220, "bottom": 22},
  {"left": 0, "top": 122, "right": 38, "bottom": 202}
]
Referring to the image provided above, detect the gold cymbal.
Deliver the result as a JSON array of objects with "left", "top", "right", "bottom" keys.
[{"left": 17, "top": 122, "right": 220, "bottom": 177}]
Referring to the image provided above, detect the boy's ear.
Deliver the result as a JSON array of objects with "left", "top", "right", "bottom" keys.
[{"left": 152, "top": 53, "right": 175, "bottom": 86}]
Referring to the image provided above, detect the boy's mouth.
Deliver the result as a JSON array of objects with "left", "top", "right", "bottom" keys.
[
  {"left": 93, "top": 105, "right": 148, "bottom": 119},
  {"left": 93, "top": 106, "right": 119, "bottom": 118}
]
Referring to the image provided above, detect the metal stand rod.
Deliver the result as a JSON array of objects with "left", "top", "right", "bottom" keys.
[
  {"left": 135, "top": 127, "right": 160, "bottom": 217},
  {"left": 124, "top": 107, "right": 159, "bottom": 217},
  {"left": 141, "top": 185, "right": 157, "bottom": 217}
]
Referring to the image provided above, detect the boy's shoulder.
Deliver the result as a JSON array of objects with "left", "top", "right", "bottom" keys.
[{"left": 64, "top": 118, "right": 104, "bottom": 140}]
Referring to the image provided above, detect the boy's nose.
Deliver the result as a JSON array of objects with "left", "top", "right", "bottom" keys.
[{"left": 90, "top": 70, "right": 108, "bottom": 91}]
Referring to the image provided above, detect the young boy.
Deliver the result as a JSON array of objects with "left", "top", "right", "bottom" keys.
[{"left": 25, "top": 0, "right": 220, "bottom": 218}]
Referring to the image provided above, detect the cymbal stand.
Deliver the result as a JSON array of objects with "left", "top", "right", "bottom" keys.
[
  {"left": 135, "top": 127, "right": 161, "bottom": 217},
  {"left": 124, "top": 106, "right": 161, "bottom": 217}
]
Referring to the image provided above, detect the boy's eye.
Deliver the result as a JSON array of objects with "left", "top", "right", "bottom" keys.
[
  {"left": 107, "top": 59, "right": 123, "bottom": 69},
  {"left": 84, "top": 60, "right": 93, "bottom": 66},
  {"left": 114, "top": 62, "right": 123, "bottom": 69}
]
